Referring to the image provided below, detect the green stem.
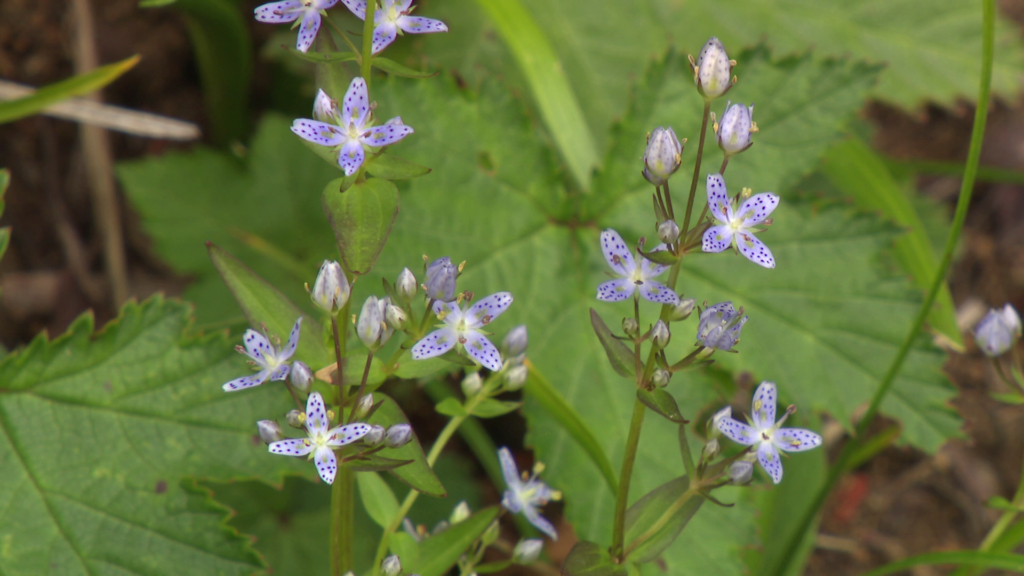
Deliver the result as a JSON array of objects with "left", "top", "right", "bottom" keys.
[
  {"left": 678, "top": 421, "right": 696, "bottom": 480},
  {"left": 331, "top": 467, "right": 356, "bottom": 576},
  {"left": 766, "top": 1, "right": 995, "bottom": 573},
  {"left": 611, "top": 398, "right": 647, "bottom": 561},
  {"left": 347, "top": 351, "right": 375, "bottom": 424},
  {"left": 955, "top": 457, "right": 1024, "bottom": 576},
  {"left": 360, "top": 0, "right": 376, "bottom": 84},
  {"left": 622, "top": 485, "right": 697, "bottom": 559},
  {"left": 663, "top": 180, "right": 675, "bottom": 221},
  {"left": 681, "top": 102, "right": 711, "bottom": 236}
]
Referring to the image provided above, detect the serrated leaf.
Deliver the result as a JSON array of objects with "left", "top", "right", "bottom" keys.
[
  {"left": 636, "top": 388, "right": 686, "bottom": 424},
  {"left": 0, "top": 55, "right": 139, "bottom": 123},
  {"left": 365, "top": 153, "right": 432, "bottom": 180},
  {"left": 623, "top": 475, "right": 704, "bottom": 564},
  {"left": 435, "top": 397, "right": 467, "bottom": 417},
  {"left": 590, "top": 308, "right": 634, "bottom": 379},
  {"left": 368, "top": 392, "right": 446, "bottom": 497},
  {"left": 470, "top": 398, "right": 522, "bottom": 418},
  {"left": 357, "top": 471, "right": 401, "bottom": 529},
  {"left": 323, "top": 177, "right": 400, "bottom": 275},
  {"left": 406, "top": 506, "right": 500, "bottom": 576},
  {"left": 562, "top": 541, "right": 627, "bottom": 576}
]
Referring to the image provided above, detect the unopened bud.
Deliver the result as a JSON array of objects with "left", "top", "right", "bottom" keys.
[
  {"left": 354, "top": 394, "right": 374, "bottom": 419},
  {"left": 290, "top": 361, "right": 313, "bottom": 393},
  {"left": 257, "top": 420, "right": 284, "bottom": 444},
  {"left": 381, "top": 555, "right": 402, "bottom": 576},
  {"left": 396, "top": 267, "right": 417, "bottom": 302},
  {"left": 357, "top": 296, "right": 384, "bottom": 349},
  {"left": 718, "top": 102, "right": 754, "bottom": 156},
  {"left": 502, "top": 325, "right": 529, "bottom": 358},
  {"left": 702, "top": 438, "right": 720, "bottom": 461},
  {"left": 461, "top": 372, "right": 483, "bottom": 397},
  {"left": 313, "top": 89, "right": 338, "bottom": 122},
  {"left": 286, "top": 409, "right": 305, "bottom": 429},
  {"left": 363, "top": 424, "right": 386, "bottom": 447},
  {"left": 512, "top": 539, "right": 544, "bottom": 564},
  {"left": 311, "top": 260, "right": 350, "bottom": 314},
  {"left": 668, "top": 297, "right": 696, "bottom": 321},
  {"left": 729, "top": 460, "right": 754, "bottom": 484},
  {"left": 657, "top": 220, "right": 680, "bottom": 245},
  {"left": 642, "top": 127, "right": 684, "bottom": 186},
  {"left": 385, "top": 424, "right": 413, "bottom": 448},
  {"left": 651, "top": 368, "right": 671, "bottom": 388},
  {"left": 622, "top": 317, "right": 640, "bottom": 337},
  {"left": 708, "top": 406, "right": 731, "bottom": 439},
  {"left": 424, "top": 256, "right": 457, "bottom": 301},
  {"left": 975, "top": 304, "right": 1022, "bottom": 357},
  {"left": 481, "top": 520, "right": 501, "bottom": 546},
  {"left": 450, "top": 501, "right": 471, "bottom": 524},
  {"left": 651, "top": 320, "right": 671, "bottom": 349},
  {"left": 692, "top": 37, "right": 733, "bottom": 100},
  {"left": 386, "top": 304, "right": 408, "bottom": 330},
  {"left": 505, "top": 364, "right": 528, "bottom": 391}
]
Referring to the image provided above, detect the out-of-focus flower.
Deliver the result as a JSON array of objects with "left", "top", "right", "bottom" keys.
[
  {"left": 254, "top": 0, "right": 338, "bottom": 53},
  {"left": 974, "top": 304, "right": 1022, "bottom": 357},
  {"left": 499, "top": 447, "right": 560, "bottom": 540}
]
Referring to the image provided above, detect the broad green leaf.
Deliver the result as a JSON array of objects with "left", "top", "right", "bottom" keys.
[
  {"left": 323, "top": 177, "right": 400, "bottom": 275},
  {"left": 368, "top": 392, "right": 446, "bottom": 497},
  {"left": 469, "top": 398, "right": 522, "bottom": 418},
  {"left": 209, "top": 242, "right": 334, "bottom": 368},
  {"left": 623, "top": 474, "right": 704, "bottom": 564},
  {"left": 590, "top": 308, "right": 634, "bottom": 379},
  {"left": 356, "top": 471, "right": 401, "bottom": 529},
  {"left": 345, "top": 454, "right": 413, "bottom": 472},
  {"left": 636, "top": 388, "right": 686, "bottom": 424},
  {"left": 405, "top": 506, "right": 500, "bottom": 576},
  {"left": 0, "top": 55, "right": 139, "bottom": 123},
  {"left": 373, "top": 56, "right": 437, "bottom": 79},
  {"left": 860, "top": 551, "right": 1024, "bottom": 576},
  {"left": 365, "top": 153, "right": 432, "bottom": 180},
  {"left": 0, "top": 296, "right": 318, "bottom": 575},
  {"left": 562, "top": 541, "right": 627, "bottom": 576}
]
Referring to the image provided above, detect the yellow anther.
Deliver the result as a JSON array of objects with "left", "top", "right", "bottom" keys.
[
  {"left": 551, "top": 490, "right": 563, "bottom": 501},
  {"left": 533, "top": 462, "right": 546, "bottom": 475}
]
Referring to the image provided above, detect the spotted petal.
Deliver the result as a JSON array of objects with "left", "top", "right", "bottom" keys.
[
  {"left": 638, "top": 280, "right": 679, "bottom": 305},
  {"left": 254, "top": 0, "right": 301, "bottom": 23},
  {"left": 339, "top": 0, "right": 366, "bottom": 19},
  {"left": 295, "top": 10, "right": 322, "bottom": 53},
  {"left": 736, "top": 193, "right": 779, "bottom": 227},
  {"left": 411, "top": 328, "right": 458, "bottom": 360},
  {"left": 706, "top": 173, "right": 731, "bottom": 223},
  {"left": 280, "top": 317, "right": 303, "bottom": 361},
  {"left": 342, "top": 78, "right": 370, "bottom": 129},
  {"left": 291, "top": 119, "right": 344, "bottom": 146},
  {"left": 314, "top": 446, "right": 339, "bottom": 484},
  {"left": 701, "top": 225, "right": 733, "bottom": 253},
  {"left": 750, "top": 381, "right": 776, "bottom": 430},
  {"left": 268, "top": 438, "right": 314, "bottom": 457},
  {"left": 463, "top": 331, "right": 503, "bottom": 372},
  {"left": 397, "top": 15, "right": 448, "bottom": 34},
  {"left": 736, "top": 231, "right": 776, "bottom": 269},
  {"left": 240, "top": 329, "right": 273, "bottom": 364},
  {"left": 599, "top": 229, "right": 635, "bottom": 276},
  {"left": 326, "top": 423, "right": 373, "bottom": 447},
  {"left": 596, "top": 278, "right": 634, "bottom": 302},
  {"left": 338, "top": 139, "right": 366, "bottom": 176},
  {"left": 717, "top": 418, "right": 756, "bottom": 446},
  {"left": 523, "top": 505, "right": 558, "bottom": 540},
  {"left": 773, "top": 428, "right": 822, "bottom": 453},
  {"left": 639, "top": 246, "right": 670, "bottom": 278},
  {"left": 372, "top": 22, "right": 399, "bottom": 54},
  {"left": 758, "top": 442, "right": 784, "bottom": 484},
  {"left": 469, "top": 292, "right": 514, "bottom": 326},
  {"left": 222, "top": 369, "right": 270, "bottom": 392},
  {"left": 305, "top": 392, "right": 330, "bottom": 434},
  {"left": 268, "top": 363, "right": 291, "bottom": 382},
  {"left": 362, "top": 123, "right": 414, "bottom": 147}
]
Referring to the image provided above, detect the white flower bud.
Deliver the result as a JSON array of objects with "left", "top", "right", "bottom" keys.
[
  {"left": 622, "top": 317, "right": 639, "bottom": 337},
  {"left": 668, "top": 297, "right": 696, "bottom": 322},
  {"left": 311, "top": 260, "right": 350, "bottom": 314},
  {"left": 504, "top": 364, "right": 528, "bottom": 391},
  {"left": 651, "top": 320, "right": 671, "bottom": 350},
  {"left": 693, "top": 37, "right": 733, "bottom": 100},
  {"left": 354, "top": 394, "right": 374, "bottom": 419},
  {"left": 702, "top": 438, "right": 720, "bottom": 461},
  {"left": 657, "top": 220, "right": 680, "bottom": 245},
  {"left": 385, "top": 424, "right": 413, "bottom": 448},
  {"left": 256, "top": 420, "right": 283, "bottom": 444},
  {"left": 386, "top": 304, "right": 408, "bottom": 330},
  {"left": 450, "top": 501, "right": 471, "bottom": 524},
  {"left": 381, "top": 555, "right": 402, "bottom": 576},
  {"left": 313, "top": 89, "right": 338, "bottom": 122},
  {"left": 729, "top": 460, "right": 754, "bottom": 484},
  {"left": 512, "top": 539, "right": 544, "bottom": 564},
  {"left": 290, "top": 361, "right": 313, "bottom": 393},
  {"left": 718, "top": 102, "right": 754, "bottom": 155},
  {"left": 642, "top": 127, "right": 684, "bottom": 186},
  {"left": 651, "top": 368, "right": 671, "bottom": 387},
  {"left": 396, "top": 267, "right": 417, "bottom": 302},
  {"left": 696, "top": 302, "right": 747, "bottom": 351},
  {"left": 975, "top": 304, "right": 1022, "bottom": 357},
  {"left": 424, "top": 256, "right": 457, "bottom": 301},
  {"left": 461, "top": 372, "right": 483, "bottom": 397},
  {"left": 502, "top": 325, "right": 529, "bottom": 358},
  {"left": 357, "top": 296, "right": 384, "bottom": 349},
  {"left": 286, "top": 409, "right": 304, "bottom": 429},
  {"left": 363, "top": 424, "right": 386, "bottom": 447}
]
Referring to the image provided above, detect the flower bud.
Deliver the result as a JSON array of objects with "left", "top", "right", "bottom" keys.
[
  {"left": 668, "top": 297, "right": 696, "bottom": 322},
  {"left": 651, "top": 320, "right": 671, "bottom": 350},
  {"left": 651, "top": 368, "right": 671, "bottom": 387},
  {"left": 696, "top": 302, "right": 747, "bottom": 351},
  {"left": 505, "top": 364, "right": 528, "bottom": 391},
  {"left": 313, "top": 88, "right": 338, "bottom": 122},
  {"left": 657, "top": 220, "right": 680, "bottom": 245},
  {"left": 642, "top": 127, "right": 684, "bottom": 186},
  {"left": 396, "top": 267, "right": 417, "bottom": 302},
  {"left": 502, "top": 325, "right": 529, "bottom": 358},
  {"left": 424, "top": 256, "right": 457, "bottom": 301},
  {"left": 385, "top": 304, "right": 408, "bottom": 330},
  {"left": 729, "top": 460, "right": 754, "bottom": 484},
  {"left": 354, "top": 394, "right": 374, "bottom": 419},
  {"left": 701, "top": 438, "right": 720, "bottom": 462},
  {"left": 693, "top": 37, "right": 733, "bottom": 100},
  {"left": 311, "top": 260, "right": 350, "bottom": 314},
  {"left": 381, "top": 555, "right": 402, "bottom": 576},
  {"left": 385, "top": 424, "right": 413, "bottom": 448},
  {"left": 718, "top": 102, "right": 754, "bottom": 156},
  {"left": 289, "top": 360, "right": 313, "bottom": 393},
  {"left": 256, "top": 420, "right": 284, "bottom": 444},
  {"left": 450, "top": 501, "right": 471, "bottom": 524},
  {"left": 286, "top": 409, "right": 305, "bottom": 429},
  {"left": 974, "top": 304, "right": 1022, "bottom": 357},
  {"left": 512, "top": 539, "right": 544, "bottom": 564},
  {"left": 481, "top": 519, "right": 501, "bottom": 546},
  {"left": 462, "top": 372, "right": 483, "bottom": 397},
  {"left": 622, "top": 317, "right": 640, "bottom": 338},
  {"left": 363, "top": 424, "right": 386, "bottom": 447},
  {"left": 708, "top": 406, "right": 731, "bottom": 439},
  {"left": 357, "top": 296, "right": 384, "bottom": 349}
]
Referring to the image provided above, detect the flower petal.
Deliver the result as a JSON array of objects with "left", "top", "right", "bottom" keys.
[
  {"left": 295, "top": 10, "right": 321, "bottom": 53},
  {"left": 523, "top": 505, "right": 558, "bottom": 540},
  {"left": 305, "top": 391, "right": 330, "bottom": 434},
  {"left": 599, "top": 229, "right": 635, "bottom": 276},
  {"left": 254, "top": 0, "right": 301, "bottom": 23},
  {"left": 706, "top": 173, "right": 731, "bottom": 223},
  {"left": 638, "top": 280, "right": 679, "bottom": 305},
  {"left": 773, "top": 428, "right": 823, "bottom": 453},
  {"left": 268, "top": 438, "right": 314, "bottom": 456},
  {"left": 362, "top": 123, "right": 414, "bottom": 147},
  {"left": 241, "top": 329, "right": 273, "bottom": 364},
  {"left": 268, "top": 363, "right": 291, "bottom": 381},
  {"left": 501, "top": 490, "right": 523, "bottom": 513},
  {"left": 498, "top": 447, "right": 521, "bottom": 491},
  {"left": 279, "top": 317, "right": 303, "bottom": 361},
  {"left": 222, "top": 370, "right": 270, "bottom": 392},
  {"left": 736, "top": 193, "right": 779, "bottom": 227},
  {"left": 736, "top": 231, "right": 775, "bottom": 268},
  {"left": 758, "top": 442, "right": 784, "bottom": 484},
  {"left": 468, "top": 292, "right": 514, "bottom": 326},
  {"left": 396, "top": 15, "right": 448, "bottom": 34},
  {"left": 371, "top": 22, "right": 399, "bottom": 54},
  {"left": 338, "top": 140, "right": 366, "bottom": 176},
  {"left": 342, "top": 77, "right": 370, "bottom": 129},
  {"left": 339, "top": 0, "right": 366, "bottom": 19},
  {"left": 463, "top": 332, "right": 503, "bottom": 372},
  {"left": 751, "top": 381, "right": 776, "bottom": 430},
  {"left": 291, "top": 119, "right": 344, "bottom": 146},
  {"left": 638, "top": 247, "right": 670, "bottom": 278},
  {"left": 717, "top": 417, "right": 757, "bottom": 446},
  {"left": 314, "top": 446, "right": 339, "bottom": 484},
  {"left": 411, "top": 328, "right": 458, "bottom": 360},
  {"left": 701, "top": 225, "right": 733, "bottom": 253},
  {"left": 596, "top": 278, "right": 634, "bottom": 302},
  {"left": 327, "top": 423, "right": 372, "bottom": 447}
]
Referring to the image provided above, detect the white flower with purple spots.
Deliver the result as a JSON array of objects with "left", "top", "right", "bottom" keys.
[
  {"left": 291, "top": 77, "right": 414, "bottom": 176},
  {"left": 716, "top": 381, "right": 822, "bottom": 484},
  {"left": 223, "top": 318, "right": 302, "bottom": 392},
  {"left": 344, "top": 0, "right": 448, "bottom": 54},
  {"left": 254, "top": 0, "right": 343, "bottom": 53},
  {"left": 596, "top": 229, "right": 679, "bottom": 305},
  {"left": 411, "top": 293, "right": 513, "bottom": 372},
  {"left": 499, "top": 447, "right": 560, "bottom": 540},
  {"left": 268, "top": 392, "right": 371, "bottom": 484},
  {"left": 701, "top": 173, "right": 779, "bottom": 268}
]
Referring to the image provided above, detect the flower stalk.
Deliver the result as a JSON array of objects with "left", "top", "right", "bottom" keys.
[{"left": 611, "top": 398, "right": 647, "bottom": 561}]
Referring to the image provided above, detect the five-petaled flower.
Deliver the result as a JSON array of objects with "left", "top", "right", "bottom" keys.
[
  {"left": 411, "top": 293, "right": 513, "bottom": 372},
  {"left": 268, "top": 392, "right": 371, "bottom": 484},
  {"left": 291, "top": 77, "right": 414, "bottom": 176},
  {"left": 223, "top": 318, "right": 303, "bottom": 392},
  {"left": 701, "top": 173, "right": 779, "bottom": 268},
  {"left": 254, "top": 0, "right": 346, "bottom": 53},
  {"left": 596, "top": 229, "right": 679, "bottom": 305},
  {"left": 344, "top": 0, "right": 448, "bottom": 54},
  {"left": 499, "top": 447, "right": 560, "bottom": 540},
  {"left": 716, "top": 381, "right": 822, "bottom": 484}
]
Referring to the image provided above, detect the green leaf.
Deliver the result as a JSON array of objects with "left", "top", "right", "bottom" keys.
[
  {"left": 365, "top": 153, "right": 432, "bottom": 180},
  {"left": 289, "top": 49, "right": 358, "bottom": 63},
  {"left": 860, "top": 551, "right": 1024, "bottom": 576},
  {"left": 990, "top": 392, "right": 1024, "bottom": 405},
  {"left": 435, "top": 396, "right": 468, "bottom": 417},
  {"left": 345, "top": 454, "right": 414, "bottom": 472},
  {"left": 470, "top": 398, "right": 522, "bottom": 418},
  {"left": 590, "top": 308, "right": 634, "bottom": 379},
  {"left": 356, "top": 471, "right": 401, "bottom": 529},
  {"left": 323, "top": 177, "right": 400, "bottom": 275},
  {"left": 368, "top": 392, "right": 446, "bottom": 497},
  {"left": 392, "top": 351, "right": 451, "bottom": 380},
  {"left": 208, "top": 242, "right": 334, "bottom": 368},
  {"left": 623, "top": 475, "right": 703, "bottom": 564},
  {"left": 0, "top": 55, "right": 139, "bottom": 123},
  {"left": 406, "top": 506, "right": 501, "bottom": 576},
  {"left": 562, "top": 541, "right": 627, "bottom": 576},
  {"left": 636, "top": 388, "right": 686, "bottom": 424},
  {"left": 372, "top": 56, "right": 437, "bottom": 79}
]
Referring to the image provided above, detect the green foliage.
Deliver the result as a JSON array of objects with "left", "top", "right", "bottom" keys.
[
  {"left": 403, "top": 506, "right": 500, "bottom": 576},
  {"left": 563, "top": 541, "right": 627, "bottom": 576},
  {"left": 323, "top": 177, "right": 400, "bottom": 275},
  {"left": 357, "top": 471, "right": 401, "bottom": 528},
  {"left": 636, "top": 388, "right": 686, "bottom": 424},
  {"left": 622, "top": 475, "right": 703, "bottom": 564},
  {"left": 0, "top": 169, "right": 9, "bottom": 277},
  {"left": 0, "top": 56, "right": 139, "bottom": 123},
  {"left": 589, "top": 308, "right": 634, "bottom": 379}
]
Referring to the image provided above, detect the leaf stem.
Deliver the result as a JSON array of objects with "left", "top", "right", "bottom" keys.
[
  {"left": 622, "top": 484, "right": 697, "bottom": 559},
  {"left": 331, "top": 467, "right": 356, "bottom": 576},
  {"left": 360, "top": 1, "right": 375, "bottom": 84},
  {"left": 611, "top": 398, "right": 647, "bottom": 561},
  {"left": 332, "top": 315, "right": 346, "bottom": 402},
  {"left": 681, "top": 101, "right": 711, "bottom": 236},
  {"left": 766, "top": 1, "right": 995, "bottom": 573},
  {"left": 347, "top": 351, "right": 375, "bottom": 424}
]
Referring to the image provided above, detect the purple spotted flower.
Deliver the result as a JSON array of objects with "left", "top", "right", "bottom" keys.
[
  {"left": 291, "top": 77, "right": 413, "bottom": 176},
  {"left": 344, "top": 0, "right": 448, "bottom": 54},
  {"left": 716, "top": 381, "right": 822, "bottom": 484},
  {"left": 223, "top": 318, "right": 302, "bottom": 392},
  {"left": 596, "top": 229, "right": 679, "bottom": 305},
  {"left": 701, "top": 173, "right": 779, "bottom": 268},
  {"left": 254, "top": 0, "right": 344, "bottom": 53},
  {"left": 499, "top": 447, "right": 560, "bottom": 540},
  {"left": 411, "top": 293, "right": 513, "bottom": 372},
  {"left": 268, "top": 392, "right": 371, "bottom": 484}
]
